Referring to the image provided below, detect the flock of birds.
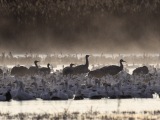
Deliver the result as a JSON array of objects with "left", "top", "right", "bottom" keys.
[{"left": 0, "top": 55, "right": 159, "bottom": 102}]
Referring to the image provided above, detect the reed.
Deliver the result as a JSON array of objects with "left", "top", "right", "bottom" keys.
[{"left": 0, "top": 109, "right": 160, "bottom": 120}]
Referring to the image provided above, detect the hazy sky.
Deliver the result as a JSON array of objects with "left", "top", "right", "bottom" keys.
[{"left": 0, "top": 0, "right": 160, "bottom": 53}]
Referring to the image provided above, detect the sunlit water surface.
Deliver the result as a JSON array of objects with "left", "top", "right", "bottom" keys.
[{"left": 1, "top": 99, "right": 160, "bottom": 114}]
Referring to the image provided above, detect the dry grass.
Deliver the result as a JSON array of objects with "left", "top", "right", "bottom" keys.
[{"left": 0, "top": 110, "right": 160, "bottom": 120}]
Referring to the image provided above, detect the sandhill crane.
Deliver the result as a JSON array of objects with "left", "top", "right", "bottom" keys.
[
  {"left": 73, "top": 55, "right": 90, "bottom": 74},
  {"left": 11, "top": 65, "right": 28, "bottom": 76},
  {"left": 39, "top": 63, "right": 51, "bottom": 75},
  {"left": 28, "top": 60, "right": 39, "bottom": 75},
  {"left": 89, "top": 59, "right": 126, "bottom": 78},
  {"left": 132, "top": 66, "right": 149, "bottom": 75},
  {"left": 63, "top": 63, "right": 74, "bottom": 76}
]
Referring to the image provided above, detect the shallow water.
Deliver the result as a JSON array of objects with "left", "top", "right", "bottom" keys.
[
  {"left": 0, "top": 59, "right": 158, "bottom": 117},
  {"left": 1, "top": 99, "right": 160, "bottom": 115}
]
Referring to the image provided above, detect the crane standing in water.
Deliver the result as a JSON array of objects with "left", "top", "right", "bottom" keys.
[
  {"left": 132, "top": 66, "right": 149, "bottom": 75},
  {"left": 89, "top": 59, "right": 126, "bottom": 78},
  {"left": 63, "top": 63, "right": 75, "bottom": 76},
  {"left": 28, "top": 60, "right": 39, "bottom": 75},
  {"left": 73, "top": 55, "right": 90, "bottom": 75}
]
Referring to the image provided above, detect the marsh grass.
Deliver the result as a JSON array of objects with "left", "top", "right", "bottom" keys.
[{"left": 0, "top": 110, "right": 160, "bottom": 120}]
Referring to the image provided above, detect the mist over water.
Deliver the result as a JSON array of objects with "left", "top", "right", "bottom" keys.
[{"left": 0, "top": 0, "right": 160, "bottom": 53}]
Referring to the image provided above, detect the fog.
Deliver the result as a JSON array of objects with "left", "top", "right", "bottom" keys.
[{"left": 0, "top": 0, "right": 160, "bottom": 54}]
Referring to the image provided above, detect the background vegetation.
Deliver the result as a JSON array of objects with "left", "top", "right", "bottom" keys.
[{"left": 0, "top": 0, "right": 160, "bottom": 53}]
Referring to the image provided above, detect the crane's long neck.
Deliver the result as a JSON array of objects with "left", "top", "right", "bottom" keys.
[
  {"left": 47, "top": 64, "right": 50, "bottom": 69},
  {"left": 35, "top": 62, "right": 38, "bottom": 68},
  {"left": 120, "top": 61, "right": 123, "bottom": 70},
  {"left": 85, "top": 57, "right": 89, "bottom": 67}
]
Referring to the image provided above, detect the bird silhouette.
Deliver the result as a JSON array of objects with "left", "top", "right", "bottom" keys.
[
  {"left": 89, "top": 59, "right": 126, "bottom": 78},
  {"left": 28, "top": 60, "right": 39, "bottom": 75},
  {"left": 39, "top": 63, "right": 51, "bottom": 75},
  {"left": 132, "top": 66, "right": 149, "bottom": 75},
  {"left": 63, "top": 63, "right": 74, "bottom": 76},
  {"left": 73, "top": 55, "right": 90, "bottom": 74},
  {"left": 11, "top": 65, "right": 28, "bottom": 76}
]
